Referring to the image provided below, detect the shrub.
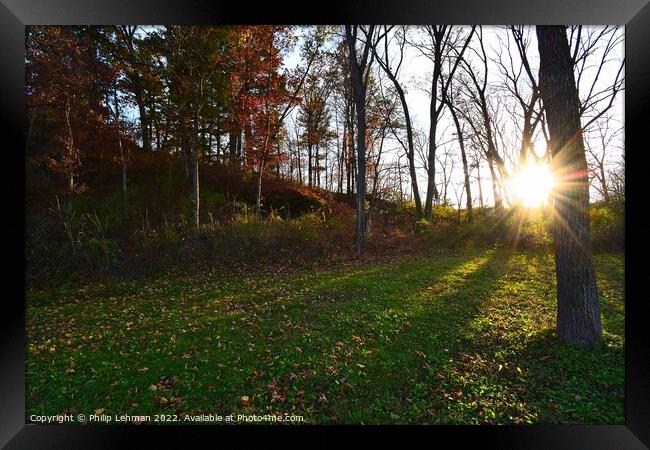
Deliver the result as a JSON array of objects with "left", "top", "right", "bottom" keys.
[{"left": 590, "top": 201, "right": 624, "bottom": 251}]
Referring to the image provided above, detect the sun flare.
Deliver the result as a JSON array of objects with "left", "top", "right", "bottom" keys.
[{"left": 510, "top": 162, "right": 555, "bottom": 208}]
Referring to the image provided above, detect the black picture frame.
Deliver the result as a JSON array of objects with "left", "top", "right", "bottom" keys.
[{"left": 3, "top": 0, "right": 649, "bottom": 447}]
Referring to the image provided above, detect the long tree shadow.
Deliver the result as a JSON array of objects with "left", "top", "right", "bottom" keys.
[
  {"left": 318, "top": 247, "right": 511, "bottom": 423},
  {"left": 166, "top": 247, "right": 503, "bottom": 417}
]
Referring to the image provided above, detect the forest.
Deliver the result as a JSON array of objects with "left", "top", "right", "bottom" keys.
[{"left": 25, "top": 25, "right": 624, "bottom": 425}]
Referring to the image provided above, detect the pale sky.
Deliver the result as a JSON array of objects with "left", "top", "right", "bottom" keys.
[
  {"left": 285, "top": 25, "right": 624, "bottom": 206},
  {"left": 131, "top": 25, "right": 624, "bottom": 206}
]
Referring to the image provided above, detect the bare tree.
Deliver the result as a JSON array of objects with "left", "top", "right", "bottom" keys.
[
  {"left": 346, "top": 25, "right": 376, "bottom": 255},
  {"left": 457, "top": 26, "right": 507, "bottom": 210},
  {"left": 371, "top": 26, "right": 424, "bottom": 219},
  {"left": 493, "top": 26, "right": 545, "bottom": 168},
  {"left": 443, "top": 81, "right": 473, "bottom": 221},
  {"left": 569, "top": 25, "right": 625, "bottom": 132},
  {"left": 585, "top": 113, "right": 623, "bottom": 203},
  {"left": 410, "top": 26, "right": 475, "bottom": 220}
]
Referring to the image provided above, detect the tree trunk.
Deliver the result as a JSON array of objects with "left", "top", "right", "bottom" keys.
[
  {"left": 308, "top": 143, "right": 313, "bottom": 187},
  {"left": 537, "top": 25, "right": 602, "bottom": 349},
  {"left": 119, "top": 139, "right": 127, "bottom": 204},
  {"left": 181, "top": 135, "right": 190, "bottom": 179},
  {"left": 134, "top": 83, "right": 151, "bottom": 152},
  {"left": 346, "top": 26, "right": 370, "bottom": 255},
  {"left": 448, "top": 103, "right": 473, "bottom": 222},
  {"left": 487, "top": 157, "right": 501, "bottom": 211},
  {"left": 599, "top": 162, "right": 610, "bottom": 203},
  {"left": 255, "top": 169, "right": 263, "bottom": 221},
  {"left": 64, "top": 97, "right": 75, "bottom": 195},
  {"left": 477, "top": 164, "right": 484, "bottom": 210},
  {"left": 190, "top": 136, "right": 200, "bottom": 231},
  {"left": 387, "top": 74, "right": 423, "bottom": 219},
  {"left": 425, "top": 71, "right": 441, "bottom": 220},
  {"left": 113, "top": 87, "right": 128, "bottom": 206}
]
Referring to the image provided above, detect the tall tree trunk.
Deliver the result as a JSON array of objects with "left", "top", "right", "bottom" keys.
[
  {"left": 339, "top": 119, "right": 346, "bottom": 193},
  {"left": 425, "top": 58, "right": 441, "bottom": 220},
  {"left": 255, "top": 169, "right": 263, "bottom": 221},
  {"left": 346, "top": 26, "right": 372, "bottom": 255},
  {"left": 477, "top": 164, "right": 484, "bottom": 210},
  {"left": 190, "top": 134, "right": 200, "bottom": 231},
  {"left": 134, "top": 83, "right": 151, "bottom": 152},
  {"left": 64, "top": 97, "right": 75, "bottom": 196},
  {"left": 297, "top": 146, "right": 303, "bottom": 184},
  {"left": 113, "top": 88, "right": 128, "bottom": 205},
  {"left": 537, "top": 25, "right": 602, "bottom": 349},
  {"left": 384, "top": 74, "right": 423, "bottom": 219},
  {"left": 119, "top": 139, "right": 127, "bottom": 204},
  {"left": 479, "top": 93, "right": 503, "bottom": 210},
  {"left": 487, "top": 157, "right": 500, "bottom": 211},
  {"left": 308, "top": 143, "right": 313, "bottom": 187},
  {"left": 448, "top": 102, "right": 473, "bottom": 222},
  {"left": 181, "top": 135, "right": 190, "bottom": 179},
  {"left": 599, "top": 162, "right": 610, "bottom": 203}
]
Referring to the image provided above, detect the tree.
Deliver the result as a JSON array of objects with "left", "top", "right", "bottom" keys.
[
  {"left": 537, "top": 25, "right": 602, "bottom": 349},
  {"left": 458, "top": 26, "right": 507, "bottom": 210},
  {"left": 164, "top": 26, "right": 229, "bottom": 230},
  {"left": 493, "top": 26, "right": 544, "bottom": 169},
  {"left": 443, "top": 83, "right": 473, "bottom": 221},
  {"left": 26, "top": 26, "right": 117, "bottom": 200},
  {"left": 101, "top": 26, "right": 161, "bottom": 153},
  {"left": 345, "top": 25, "right": 376, "bottom": 256},
  {"left": 585, "top": 113, "right": 622, "bottom": 203},
  {"left": 297, "top": 74, "right": 333, "bottom": 188},
  {"left": 371, "top": 26, "right": 423, "bottom": 219},
  {"left": 409, "top": 26, "right": 475, "bottom": 220},
  {"left": 569, "top": 26, "right": 625, "bottom": 133},
  {"left": 227, "top": 26, "right": 325, "bottom": 219}
]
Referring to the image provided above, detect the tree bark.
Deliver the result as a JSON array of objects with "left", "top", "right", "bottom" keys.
[
  {"left": 476, "top": 164, "right": 484, "bottom": 210},
  {"left": 537, "top": 25, "right": 602, "bottom": 349},
  {"left": 190, "top": 134, "right": 200, "bottom": 231},
  {"left": 346, "top": 26, "right": 373, "bottom": 255},
  {"left": 134, "top": 82, "right": 151, "bottom": 152},
  {"left": 425, "top": 43, "right": 442, "bottom": 220},
  {"left": 64, "top": 97, "right": 75, "bottom": 195},
  {"left": 255, "top": 169, "right": 263, "bottom": 221},
  {"left": 447, "top": 100, "right": 473, "bottom": 222},
  {"left": 113, "top": 87, "right": 128, "bottom": 205},
  {"left": 379, "top": 62, "right": 423, "bottom": 219}
]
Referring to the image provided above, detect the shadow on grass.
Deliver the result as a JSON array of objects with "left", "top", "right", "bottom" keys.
[{"left": 26, "top": 246, "right": 624, "bottom": 425}]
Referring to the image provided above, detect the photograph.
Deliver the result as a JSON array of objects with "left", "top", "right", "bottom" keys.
[
  {"left": 2, "top": 0, "right": 648, "bottom": 444},
  {"left": 22, "top": 23, "right": 627, "bottom": 427}
]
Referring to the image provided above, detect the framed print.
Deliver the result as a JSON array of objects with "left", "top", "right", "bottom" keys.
[{"left": 2, "top": 0, "right": 649, "bottom": 447}]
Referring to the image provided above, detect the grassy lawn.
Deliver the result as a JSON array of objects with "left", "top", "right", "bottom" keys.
[{"left": 26, "top": 247, "right": 624, "bottom": 425}]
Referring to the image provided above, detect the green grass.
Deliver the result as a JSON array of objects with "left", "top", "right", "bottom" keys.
[{"left": 26, "top": 247, "right": 624, "bottom": 425}]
